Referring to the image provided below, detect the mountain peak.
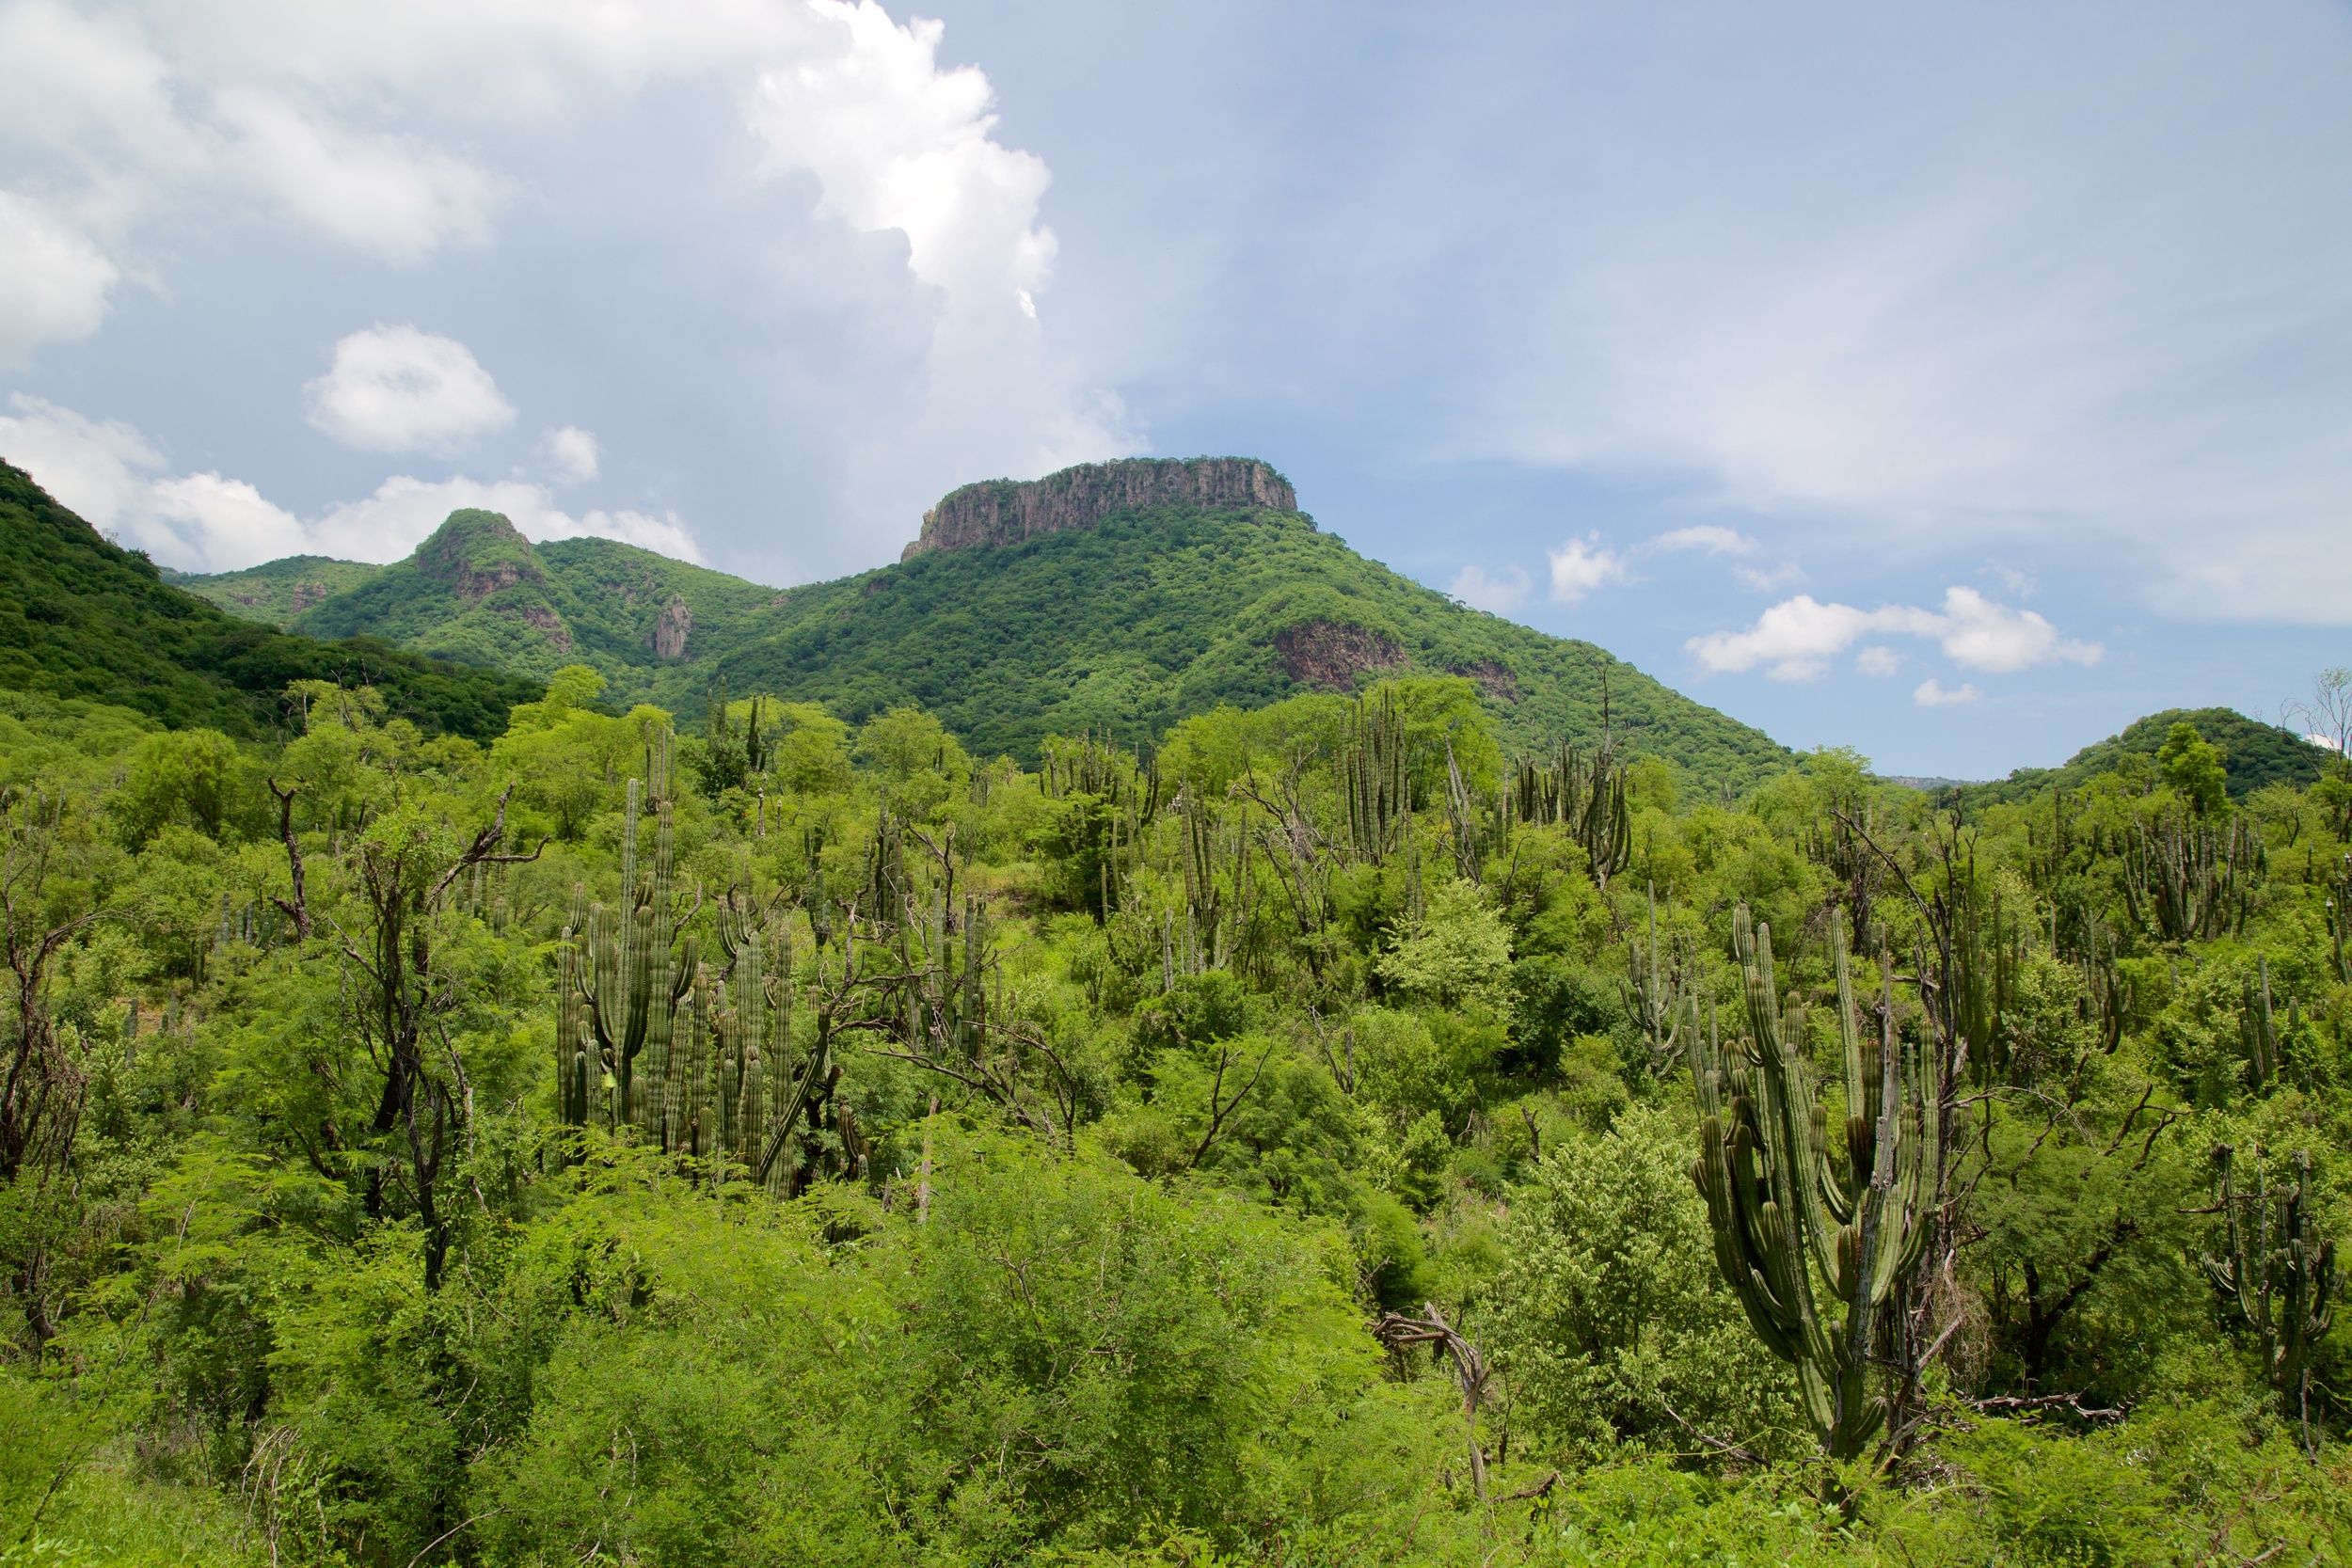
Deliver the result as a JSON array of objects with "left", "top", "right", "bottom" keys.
[
  {"left": 415, "top": 509, "right": 544, "bottom": 602},
  {"left": 902, "top": 457, "right": 1298, "bottom": 560}
]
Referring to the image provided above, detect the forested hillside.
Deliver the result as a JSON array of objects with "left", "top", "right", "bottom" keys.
[
  {"left": 2, "top": 654, "right": 2345, "bottom": 1565},
  {"left": 691, "top": 496, "right": 1789, "bottom": 784},
  {"left": 0, "top": 462, "right": 536, "bottom": 739},
  {"left": 1967, "top": 705, "right": 2328, "bottom": 803},
  {"left": 163, "top": 555, "right": 385, "bottom": 626},
  {"left": 175, "top": 460, "right": 1793, "bottom": 785},
  {"left": 180, "top": 511, "right": 784, "bottom": 690}
]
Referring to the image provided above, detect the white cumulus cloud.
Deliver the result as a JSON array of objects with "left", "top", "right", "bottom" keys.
[
  {"left": 1914, "top": 678, "right": 1980, "bottom": 706},
  {"left": 1449, "top": 563, "right": 1532, "bottom": 614},
  {"left": 212, "top": 88, "right": 502, "bottom": 265},
  {"left": 0, "top": 192, "right": 119, "bottom": 370},
  {"left": 540, "top": 425, "right": 600, "bottom": 485},
  {"left": 1548, "top": 534, "right": 1626, "bottom": 603},
  {"left": 1650, "top": 524, "right": 1758, "bottom": 556},
  {"left": 305, "top": 325, "right": 516, "bottom": 454},
  {"left": 3, "top": 396, "right": 702, "bottom": 572},
  {"left": 1687, "top": 585, "right": 2101, "bottom": 681}
]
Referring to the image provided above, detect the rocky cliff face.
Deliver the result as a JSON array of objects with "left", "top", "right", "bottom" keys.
[
  {"left": 418, "top": 510, "right": 546, "bottom": 603},
  {"left": 901, "top": 457, "right": 1298, "bottom": 560}
]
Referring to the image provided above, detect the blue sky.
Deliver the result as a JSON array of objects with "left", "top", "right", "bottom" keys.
[{"left": 2, "top": 1, "right": 2346, "bottom": 778}]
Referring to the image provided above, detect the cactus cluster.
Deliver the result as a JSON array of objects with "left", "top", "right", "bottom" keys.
[
  {"left": 556, "top": 730, "right": 834, "bottom": 1191},
  {"left": 1341, "top": 690, "right": 1410, "bottom": 864},
  {"left": 2238, "top": 955, "right": 2305, "bottom": 1089},
  {"left": 2203, "top": 1144, "right": 2340, "bottom": 1435},
  {"left": 2327, "top": 851, "right": 2351, "bottom": 984},
  {"left": 1041, "top": 734, "right": 1161, "bottom": 818},
  {"left": 1689, "top": 907, "right": 1940, "bottom": 1462},
  {"left": 1623, "top": 883, "right": 1697, "bottom": 1078},
  {"left": 2124, "top": 815, "right": 2261, "bottom": 942},
  {"left": 1505, "top": 740, "right": 1629, "bottom": 887},
  {"left": 1171, "top": 787, "right": 1252, "bottom": 978}
]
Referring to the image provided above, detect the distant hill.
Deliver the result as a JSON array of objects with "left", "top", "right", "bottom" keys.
[
  {"left": 1960, "top": 705, "right": 2327, "bottom": 804},
  {"left": 683, "top": 458, "right": 1790, "bottom": 783},
  {"left": 166, "top": 554, "right": 384, "bottom": 626},
  {"left": 180, "top": 511, "right": 784, "bottom": 694},
  {"left": 0, "top": 460, "right": 535, "bottom": 739},
  {"left": 167, "top": 457, "right": 1793, "bottom": 784}
]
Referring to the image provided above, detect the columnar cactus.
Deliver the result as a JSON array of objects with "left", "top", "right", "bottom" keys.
[
  {"left": 557, "top": 730, "right": 834, "bottom": 1190},
  {"left": 1624, "top": 882, "right": 1696, "bottom": 1077},
  {"left": 557, "top": 733, "right": 693, "bottom": 1135},
  {"left": 2123, "top": 815, "right": 2261, "bottom": 942},
  {"left": 1689, "top": 906, "right": 1939, "bottom": 1463},
  {"left": 1342, "top": 689, "right": 1409, "bottom": 863},
  {"left": 1506, "top": 741, "right": 1629, "bottom": 887},
  {"left": 2203, "top": 1144, "right": 2339, "bottom": 1435}
]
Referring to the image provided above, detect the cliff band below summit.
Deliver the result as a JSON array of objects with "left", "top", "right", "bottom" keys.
[{"left": 901, "top": 457, "right": 1297, "bottom": 560}]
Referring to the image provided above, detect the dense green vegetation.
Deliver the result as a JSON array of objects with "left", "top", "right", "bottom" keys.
[
  {"left": 1967, "top": 705, "right": 2327, "bottom": 803},
  {"left": 180, "top": 495, "right": 1791, "bottom": 784},
  {"left": 3, "top": 650, "right": 2346, "bottom": 1565},
  {"left": 0, "top": 463, "right": 535, "bottom": 740},
  {"left": 691, "top": 501, "right": 1790, "bottom": 783},
  {"left": 179, "top": 512, "right": 785, "bottom": 694},
  {"left": 165, "top": 555, "right": 386, "bottom": 627}
]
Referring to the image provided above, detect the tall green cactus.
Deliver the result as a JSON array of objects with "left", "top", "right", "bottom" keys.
[
  {"left": 1689, "top": 906, "right": 1939, "bottom": 1463},
  {"left": 2203, "top": 1144, "right": 2339, "bottom": 1437},
  {"left": 1342, "top": 689, "right": 1409, "bottom": 863},
  {"left": 1623, "top": 882, "right": 1696, "bottom": 1077},
  {"left": 558, "top": 732, "right": 693, "bottom": 1135},
  {"left": 557, "top": 730, "right": 834, "bottom": 1190},
  {"left": 2123, "top": 814, "right": 2260, "bottom": 942},
  {"left": 1506, "top": 740, "right": 1629, "bottom": 888}
]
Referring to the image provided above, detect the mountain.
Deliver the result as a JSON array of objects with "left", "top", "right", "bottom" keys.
[
  {"left": 1961, "top": 705, "right": 2327, "bottom": 804},
  {"left": 170, "top": 457, "right": 1791, "bottom": 784},
  {"left": 164, "top": 554, "right": 385, "bottom": 626},
  {"left": 0, "top": 460, "right": 536, "bottom": 739},
  {"left": 690, "top": 458, "right": 1789, "bottom": 782},
  {"left": 180, "top": 510, "right": 783, "bottom": 694}
]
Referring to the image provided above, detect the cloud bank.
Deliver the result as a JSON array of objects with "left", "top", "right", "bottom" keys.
[
  {"left": 305, "top": 326, "right": 516, "bottom": 454},
  {"left": 0, "top": 0, "right": 1134, "bottom": 574},
  {"left": 2, "top": 394, "right": 699, "bottom": 571},
  {"left": 1686, "top": 586, "right": 2103, "bottom": 682}
]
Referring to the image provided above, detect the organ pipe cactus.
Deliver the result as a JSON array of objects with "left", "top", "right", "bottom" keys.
[
  {"left": 557, "top": 729, "right": 832, "bottom": 1189},
  {"left": 1343, "top": 689, "right": 1410, "bottom": 864},
  {"left": 2123, "top": 814, "right": 2260, "bottom": 943},
  {"left": 557, "top": 734, "right": 693, "bottom": 1133},
  {"left": 2203, "top": 1144, "right": 2339, "bottom": 1440},
  {"left": 1507, "top": 741, "right": 1630, "bottom": 888},
  {"left": 1623, "top": 882, "right": 1696, "bottom": 1078},
  {"left": 1689, "top": 906, "right": 1939, "bottom": 1463}
]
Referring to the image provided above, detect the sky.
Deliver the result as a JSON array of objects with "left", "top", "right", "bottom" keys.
[{"left": 2, "top": 0, "right": 2347, "bottom": 779}]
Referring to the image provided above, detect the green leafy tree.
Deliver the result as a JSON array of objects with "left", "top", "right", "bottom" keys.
[{"left": 2158, "top": 721, "right": 2230, "bottom": 818}]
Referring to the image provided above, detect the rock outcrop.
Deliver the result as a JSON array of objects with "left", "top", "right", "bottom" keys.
[
  {"left": 1274, "top": 621, "right": 1405, "bottom": 690},
  {"left": 418, "top": 510, "right": 545, "bottom": 603},
  {"left": 652, "top": 596, "right": 692, "bottom": 659},
  {"left": 902, "top": 457, "right": 1297, "bottom": 560}
]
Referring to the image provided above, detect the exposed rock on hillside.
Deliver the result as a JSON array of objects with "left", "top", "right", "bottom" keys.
[
  {"left": 653, "top": 596, "right": 692, "bottom": 659},
  {"left": 419, "top": 510, "right": 544, "bottom": 602},
  {"left": 1274, "top": 620, "right": 1405, "bottom": 690},
  {"left": 903, "top": 457, "right": 1297, "bottom": 559},
  {"left": 1454, "top": 658, "right": 1520, "bottom": 703}
]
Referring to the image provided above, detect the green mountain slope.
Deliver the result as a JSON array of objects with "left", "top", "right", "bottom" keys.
[
  {"left": 678, "top": 463, "right": 1790, "bottom": 784},
  {"left": 1964, "top": 705, "right": 2326, "bottom": 803},
  {"left": 180, "top": 511, "right": 785, "bottom": 695},
  {"left": 0, "top": 460, "right": 535, "bottom": 739},
  {"left": 167, "top": 555, "right": 385, "bottom": 626},
  {"left": 165, "top": 458, "right": 1791, "bottom": 784}
]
